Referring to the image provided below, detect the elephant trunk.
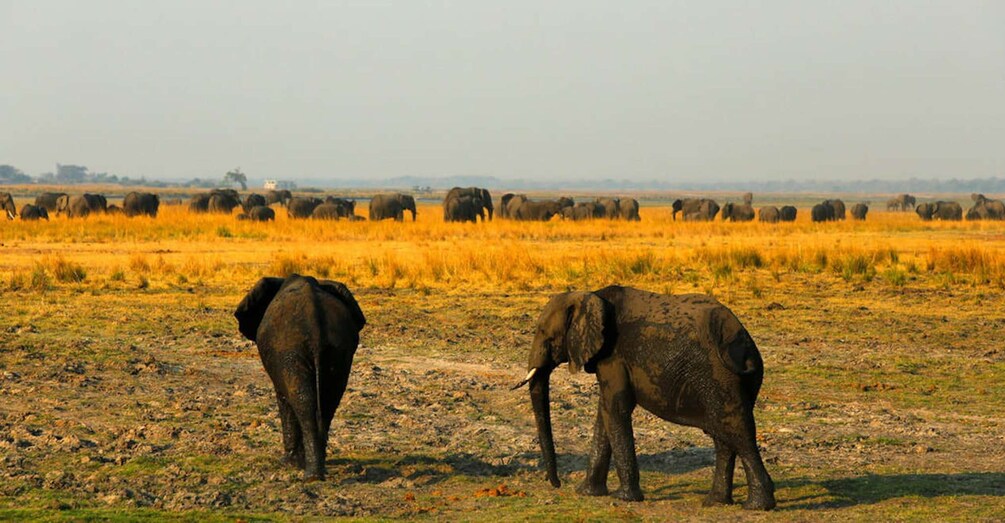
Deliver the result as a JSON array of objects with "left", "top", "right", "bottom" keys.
[{"left": 529, "top": 367, "right": 560, "bottom": 488}]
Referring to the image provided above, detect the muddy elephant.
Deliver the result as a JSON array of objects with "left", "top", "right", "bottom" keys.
[
  {"left": 266, "top": 190, "right": 292, "bottom": 207},
  {"left": 515, "top": 286, "right": 774, "bottom": 509},
  {"left": 235, "top": 275, "right": 366, "bottom": 481},
  {"left": 123, "top": 192, "right": 160, "bottom": 217},
  {"left": 444, "top": 195, "right": 484, "bottom": 223},
  {"left": 673, "top": 198, "right": 719, "bottom": 221},
  {"left": 243, "top": 194, "right": 268, "bottom": 213},
  {"left": 445, "top": 187, "right": 492, "bottom": 221},
  {"left": 966, "top": 194, "right": 1005, "bottom": 220},
  {"left": 288, "top": 197, "right": 323, "bottom": 219},
  {"left": 369, "top": 193, "right": 416, "bottom": 222},
  {"left": 779, "top": 206, "right": 797, "bottom": 222},
  {"left": 34, "top": 192, "right": 66, "bottom": 212},
  {"left": 57, "top": 194, "right": 107, "bottom": 217},
  {"left": 20, "top": 204, "right": 49, "bottom": 221},
  {"left": 514, "top": 198, "right": 573, "bottom": 221},
  {"left": 1, "top": 193, "right": 15, "bottom": 220},
  {"left": 721, "top": 202, "right": 755, "bottom": 222},
  {"left": 758, "top": 206, "right": 780, "bottom": 223},
  {"left": 850, "top": 203, "right": 868, "bottom": 220}
]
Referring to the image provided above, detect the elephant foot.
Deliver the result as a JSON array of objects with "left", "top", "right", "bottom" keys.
[
  {"left": 702, "top": 491, "right": 734, "bottom": 507},
  {"left": 280, "top": 454, "right": 305, "bottom": 469},
  {"left": 742, "top": 492, "right": 776, "bottom": 511},
  {"left": 575, "top": 480, "right": 609, "bottom": 497},
  {"left": 611, "top": 486, "right": 644, "bottom": 502}
]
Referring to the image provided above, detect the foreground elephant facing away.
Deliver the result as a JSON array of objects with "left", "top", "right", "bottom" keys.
[
  {"left": 850, "top": 203, "right": 868, "bottom": 220},
  {"left": 20, "top": 204, "right": 49, "bottom": 221},
  {"left": 123, "top": 192, "right": 160, "bottom": 217},
  {"left": 235, "top": 275, "right": 366, "bottom": 481},
  {"left": 1, "top": 193, "right": 15, "bottom": 220},
  {"left": 370, "top": 193, "right": 417, "bottom": 221},
  {"left": 515, "top": 286, "right": 774, "bottom": 509}
]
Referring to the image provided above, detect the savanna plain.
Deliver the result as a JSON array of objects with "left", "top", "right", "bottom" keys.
[{"left": 1, "top": 189, "right": 1004, "bottom": 521}]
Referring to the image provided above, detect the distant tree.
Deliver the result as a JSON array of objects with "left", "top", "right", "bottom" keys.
[
  {"left": 0, "top": 165, "right": 32, "bottom": 184},
  {"left": 224, "top": 168, "right": 247, "bottom": 190}
]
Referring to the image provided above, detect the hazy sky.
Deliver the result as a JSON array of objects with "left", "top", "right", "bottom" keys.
[{"left": 2, "top": 1, "right": 1003, "bottom": 182}]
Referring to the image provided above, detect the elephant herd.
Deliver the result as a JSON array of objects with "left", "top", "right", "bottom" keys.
[
  {"left": 496, "top": 192, "right": 641, "bottom": 222},
  {"left": 237, "top": 276, "right": 776, "bottom": 510},
  {"left": 0, "top": 191, "right": 160, "bottom": 220},
  {"left": 672, "top": 195, "right": 798, "bottom": 223}
]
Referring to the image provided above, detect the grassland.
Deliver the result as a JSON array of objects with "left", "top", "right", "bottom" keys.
[{"left": 1, "top": 195, "right": 1004, "bottom": 521}]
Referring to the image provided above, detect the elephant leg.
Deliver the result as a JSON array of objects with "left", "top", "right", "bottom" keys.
[
  {"left": 576, "top": 401, "right": 611, "bottom": 496},
  {"left": 599, "top": 365, "right": 643, "bottom": 501},
  {"left": 277, "top": 395, "right": 304, "bottom": 468},
  {"left": 702, "top": 436, "right": 735, "bottom": 506},
  {"left": 729, "top": 415, "right": 775, "bottom": 510},
  {"left": 288, "top": 382, "right": 325, "bottom": 481}
]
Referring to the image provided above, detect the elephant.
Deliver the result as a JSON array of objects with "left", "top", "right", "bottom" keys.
[
  {"left": 288, "top": 197, "right": 323, "bottom": 219},
  {"left": 595, "top": 198, "right": 621, "bottom": 220},
  {"left": 34, "top": 192, "right": 66, "bottom": 212},
  {"left": 758, "top": 206, "right": 780, "bottom": 223},
  {"left": 324, "top": 197, "right": 357, "bottom": 219},
  {"left": 500, "top": 193, "right": 528, "bottom": 219},
  {"left": 445, "top": 187, "right": 493, "bottom": 221},
  {"left": 850, "top": 203, "right": 868, "bottom": 220},
  {"left": 106, "top": 205, "right": 123, "bottom": 215},
  {"left": 811, "top": 203, "right": 833, "bottom": 222},
  {"left": 1, "top": 193, "right": 15, "bottom": 220},
  {"left": 931, "top": 201, "right": 963, "bottom": 221},
  {"left": 898, "top": 194, "right": 917, "bottom": 210},
  {"left": 514, "top": 198, "right": 573, "bottom": 221},
  {"left": 916, "top": 203, "right": 934, "bottom": 221},
  {"left": 742, "top": 192, "right": 753, "bottom": 205},
  {"left": 189, "top": 194, "right": 212, "bottom": 213},
  {"left": 966, "top": 194, "right": 1005, "bottom": 220},
  {"left": 57, "top": 194, "right": 107, "bottom": 217},
  {"left": 247, "top": 206, "right": 276, "bottom": 221},
  {"left": 209, "top": 190, "right": 241, "bottom": 214},
  {"left": 779, "top": 206, "right": 797, "bottom": 222},
  {"left": 514, "top": 286, "right": 775, "bottom": 510},
  {"left": 563, "top": 202, "right": 604, "bottom": 221},
  {"left": 19, "top": 204, "right": 48, "bottom": 221},
  {"left": 444, "top": 195, "right": 485, "bottom": 223},
  {"left": 243, "top": 194, "right": 268, "bottom": 213},
  {"left": 123, "top": 192, "right": 160, "bottom": 217},
  {"left": 824, "top": 199, "right": 846, "bottom": 220},
  {"left": 721, "top": 202, "right": 755, "bottom": 222},
  {"left": 618, "top": 198, "right": 641, "bottom": 221},
  {"left": 672, "top": 198, "right": 719, "bottom": 221},
  {"left": 234, "top": 275, "right": 366, "bottom": 481},
  {"left": 369, "top": 193, "right": 416, "bottom": 222},
  {"left": 311, "top": 203, "right": 349, "bottom": 221},
  {"left": 886, "top": 198, "right": 901, "bottom": 211},
  {"left": 266, "top": 190, "right": 293, "bottom": 207}
]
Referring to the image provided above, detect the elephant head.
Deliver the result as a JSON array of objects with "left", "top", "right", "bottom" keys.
[
  {"left": 1, "top": 193, "right": 15, "bottom": 220},
  {"left": 398, "top": 194, "right": 417, "bottom": 221},
  {"left": 916, "top": 203, "right": 934, "bottom": 221},
  {"left": 516, "top": 292, "right": 616, "bottom": 487}
]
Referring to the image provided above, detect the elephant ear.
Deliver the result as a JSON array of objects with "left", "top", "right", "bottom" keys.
[
  {"left": 704, "top": 307, "right": 760, "bottom": 375},
  {"left": 318, "top": 280, "right": 367, "bottom": 331},
  {"left": 234, "top": 277, "right": 286, "bottom": 342},
  {"left": 565, "top": 293, "right": 615, "bottom": 374}
]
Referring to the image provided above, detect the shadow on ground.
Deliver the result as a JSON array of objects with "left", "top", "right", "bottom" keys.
[{"left": 782, "top": 472, "right": 1005, "bottom": 510}]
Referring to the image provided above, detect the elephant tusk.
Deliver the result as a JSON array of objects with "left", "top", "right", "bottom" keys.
[{"left": 510, "top": 368, "right": 538, "bottom": 391}]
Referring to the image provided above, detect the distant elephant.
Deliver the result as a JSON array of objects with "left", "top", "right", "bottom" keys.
[
  {"left": 1, "top": 193, "right": 15, "bottom": 220},
  {"left": 19, "top": 204, "right": 48, "bottom": 221},
  {"left": 824, "top": 199, "right": 846, "bottom": 220},
  {"left": 931, "top": 201, "right": 963, "bottom": 221},
  {"left": 618, "top": 198, "right": 641, "bottom": 221},
  {"left": 514, "top": 199, "right": 571, "bottom": 221},
  {"left": 515, "top": 286, "right": 775, "bottom": 509},
  {"left": 288, "top": 197, "right": 323, "bottom": 219},
  {"left": 266, "top": 190, "right": 293, "bottom": 207},
  {"left": 369, "top": 193, "right": 416, "bottom": 222},
  {"left": 595, "top": 198, "right": 621, "bottom": 219},
  {"left": 899, "top": 194, "right": 916, "bottom": 210},
  {"left": 106, "top": 205, "right": 123, "bottom": 215},
  {"left": 779, "top": 206, "right": 797, "bottom": 222},
  {"left": 811, "top": 203, "right": 833, "bottom": 222},
  {"left": 209, "top": 190, "right": 241, "bottom": 214},
  {"left": 916, "top": 203, "right": 935, "bottom": 221},
  {"left": 850, "top": 203, "right": 868, "bottom": 220},
  {"left": 311, "top": 203, "right": 347, "bottom": 221},
  {"left": 324, "top": 197, "right": 357, "bottom": 219},
  {"left": 243, "top": 194, "right": 268, "bottom": 213},
  {"left": 886, "top": 198, "right": 901, "bottom": 211},
  {"left": 189, "top": 194, "right": 212, "bottom": 213},
  {"left": 563, "top": 202, "right": 604, "bottom": 221},
  {"left": 758, "top": 206, "right": 780, "bottom": 223},
  {"left": 742, "top": 192, "right": 753, "bottom": 205},
  {"left": 673, "top": 198, "right": 719, "bottom": 221},
  {"left": 444, "top": 195, "right": 484, "bottom": 223},
  {"left": 966, "top": 194, "right": 1005, "bottom": 220},
  {"left": 57, "top": 194, "right": 107, "bottom": 218},
  {"left": 234, "top": 275, "right": 366, "bottom": 481},
  {"left": 34, "top": 192, "right": 66, "bottom": 212},
  {"left": 721, "top": 202, "right": 755, "bottom": 222},
  {"left": 248, "top": 206, "right": 276, "bottom": 222},
  {"left": 123, "top": 192, "right": 160, "bottom": 217},
  {"left": 445, "top": 187, "right": 492, "bottom": 221},
  {"left": 500, "top": 193, "right": 528, "bottom": 219}
]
